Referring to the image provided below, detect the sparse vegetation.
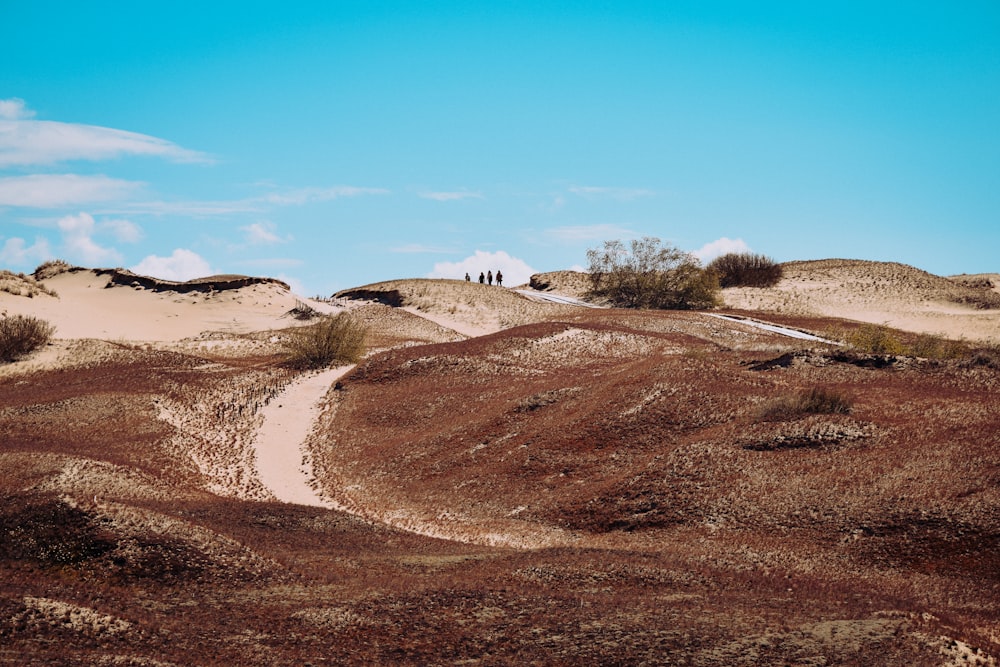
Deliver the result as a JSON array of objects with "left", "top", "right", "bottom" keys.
[
  {"left": 33, "top": 259, "right": 73, "bottom": 280},
  {"left": 0, "top": 314, "right": 55, "bottom": 362},
  {"left": 286, "top": 299, "right": 321, "bottom": 320},
  {"left": 283, "top": 313, "right": 367, "bottom": 368},
  {"left": 586, "top": 237, "right": 721, "bottom": 309},
  {"left": 0, "top": 270, "right": 59, "bottom": 298},
  {"left": 707, "top": 251, "right": 784, "bottom": 288},
  {"left": 759, "top": 386, "right": 853, "bottom": 421},
  {"left": 827, "top": 324, "right": 979, "bottom": 361},
  {"left": 950, "top": 290, "right": 1000, "bottom": 309}
]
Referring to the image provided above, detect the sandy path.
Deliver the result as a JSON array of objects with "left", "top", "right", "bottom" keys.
[
  {"left": 705, "top": 313, "right": 840, "bottom": 343},
  {"left": 253, "top": 366, "right": 353, "bottom": 507}
]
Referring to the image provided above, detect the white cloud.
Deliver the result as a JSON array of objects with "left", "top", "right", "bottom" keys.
[
  {"left": 0, "top": 98, "right": 34, "bottom": 120},
  {"left": 261, "top": 185, "right": 389, "bottom": 206},
  {"left": 98, "top": 185, "right": 389, "bottom": 218},
  {"left": 0, "top": 100, "right": 210, "bottom": 167},
  {"left": 418, "top": 191, "right": 483, "bottom": 202},
  {"left": 131, "top": 249, "right": 214, "bottom": 281},
  {"left": 100, "top": 219, "right": 142, "bottom": 243},
  {"left": 0, "top": 174, "right": 142, "bottom": 208},
  {"left": 0, "top": 236, "right": 52, "bottom": 266},
  {"left": 102, "top": 199, "right": 262, "bottom": 217},
  {"left": 428, "top": 250, "right": 537, "bottom": 286},
  {"left": 56, "top": 212, "right": 123, "bottom": 265},
  {"left": 390, "top": 243, "right": 457, "bottom": 254},
  {"left": 545, "top": 224, "right": 637, "bottom": 243},
  {"left": 568, "top": 186, "right": 655, "bottom": 201},
  {"left": 276, "top": 273, "right": 307, "bottom": 296},
  {"left": 234, "top": 258, "right": 304, "bottom": 270},
  {"left": 241, "top": 221, "right": 289, "bottom": 245},
  {"left": 693, "top": 237, "right": 752, "bottom": 263}
]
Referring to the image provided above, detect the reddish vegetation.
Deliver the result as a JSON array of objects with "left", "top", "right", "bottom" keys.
[{"left": 1, "top": 305, "right": 998, "bottom": 664}]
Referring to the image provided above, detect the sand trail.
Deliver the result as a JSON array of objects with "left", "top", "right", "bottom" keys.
[{"left": 253, "top": 366, "right": 353, "bottom": 507}]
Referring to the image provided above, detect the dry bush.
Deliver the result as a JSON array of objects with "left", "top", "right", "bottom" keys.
[
  {"left": 284, "top": 313, "right": 366, "bottom": 369},
  {"left": 707, "top": 252, "right": 784, "bottom": 288},
  {"left": 586, "top": 237, "right": 721, "bottom": 310},
  {"left": 0, "top": 314, "right": 55, "bottom": 362},
  {"left": 759, "top": 386, "right": 853, "bottom": 421}
]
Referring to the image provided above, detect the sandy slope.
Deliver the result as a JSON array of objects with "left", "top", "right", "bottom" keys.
[
  {"left": 723, "top": 259, "right": 1000, "bottom": 342},
  {"left": 0, "top": 268, "right": 338, "bottom": 342}
]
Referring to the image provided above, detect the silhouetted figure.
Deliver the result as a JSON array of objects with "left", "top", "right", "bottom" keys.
[
  {"left": 496, "top": 270, "right": 503, "bottom": 287},
  {"left": 487, "top": 270, "right": 493, "bottom": 285},
  {"left": 465, "top": 272, "right": 470, "bottom": 282},
  {"left": 479, "top": 272, "right": 485, "bottom": 284}
]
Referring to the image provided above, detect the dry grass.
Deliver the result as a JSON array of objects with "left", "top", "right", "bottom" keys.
[
  {"left": 0, "top": 270, "right": 58, "bottom": 298},
  {"left": 283, "top": 313, "right": 366, "bottom": 368},
  {"left": 758, "top": 386, "right": 853, "bottom": 421},
  {"left": 32, "top": 259, "right": 73, "bottom": 280}
]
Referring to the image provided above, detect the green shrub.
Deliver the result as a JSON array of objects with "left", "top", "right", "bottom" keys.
[
  {"left": 706, "top": 252, "right": 783, "bottom": 288},
  {"left": 284, "top": 313, "right": 366, "bottom": 369},
  {"left": 586, "top": 237, "right": 721, "bottom": 310},
  {"left": 760, "top": 387, "right": 852, "bottom": 421},
  {"left": 0, "top": 314, "right": 55, "bottom": 362}
]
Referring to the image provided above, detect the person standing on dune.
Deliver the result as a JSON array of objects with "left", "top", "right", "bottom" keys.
[
  {"left": 496, "top": 270, "right": 503, "bottom": 287},
  {"left": 487, "top": 270, "right": 493, "bottom": 285},
  {"left": 479, "top": 272, "right": 485, "bottom": 284}
]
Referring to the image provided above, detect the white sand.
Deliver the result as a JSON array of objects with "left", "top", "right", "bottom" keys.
[
  {"left": 253, "top": 366, "right": 353, "bottom": 507},
  {"left": 0, "top": 269, "right": 339, "bottom": 342}
]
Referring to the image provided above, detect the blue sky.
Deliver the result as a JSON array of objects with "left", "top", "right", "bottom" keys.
[{"left": 2, "top": 1, "right": 998, "bottom": 295}]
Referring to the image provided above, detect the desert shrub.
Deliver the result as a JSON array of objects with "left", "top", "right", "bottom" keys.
[
  {"left": 0, "top": 314, "right": 55, "bottom": 362},
  {"left": 830, "top": 325, "right": 976, "bottom": 361},
  {"left": 841, "top": 324, "right": 906, "bottom": 356},
  {"left": 706, "top": 252, "right": 783, "bottom": 288},
  {"left": 284, "top": 313, "right": 366, "bottom": 369},
  {"left": 33, "top": 259, "right": 73, "bottom": 280},
  {"left": 586, "top": 237, "right": 721, "bottom": 310},
  {"left": 760, "top": 387, "right": 852, "bottom": 421}
]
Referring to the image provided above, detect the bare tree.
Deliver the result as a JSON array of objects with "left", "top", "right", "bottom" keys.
[{"left": 586, "top": 237, "right": 720, "bottom": 310}]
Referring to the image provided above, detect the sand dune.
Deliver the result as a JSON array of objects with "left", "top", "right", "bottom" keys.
[
  {"left": 722, "top": 259, "right": 1000, "bottom": 342},
  {"left": 1, "top": 259, "right": 998, "bottom": 664},
  {"left": 0, "top": 266, "right": 338, "bottom": 342}
]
